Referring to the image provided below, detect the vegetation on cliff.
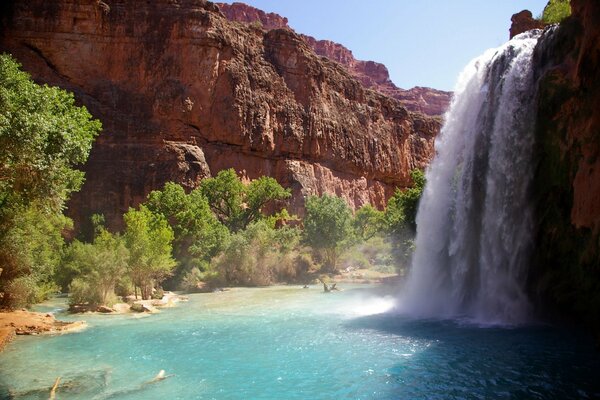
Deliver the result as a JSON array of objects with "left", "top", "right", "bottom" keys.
[{"left": 541, "top": 0, "right": 572, "bottom": 24}]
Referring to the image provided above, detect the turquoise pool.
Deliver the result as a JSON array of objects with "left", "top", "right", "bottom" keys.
[{"left": 0, "top": 285, "right": 598, "bottom": 399}]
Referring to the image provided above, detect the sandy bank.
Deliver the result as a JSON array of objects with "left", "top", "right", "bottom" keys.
[{"left": 0, "top": 310, "right": 86, "bottom": 352}]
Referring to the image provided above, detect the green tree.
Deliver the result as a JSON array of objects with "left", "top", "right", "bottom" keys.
[
  {"left": 385, "top": 169, "right": 426, "bottom": 234},
  {"left": 0, "top": 209, "right": 70, "bottom": 307},
  {"left": 0, "top": 54, "right": 100, "bottom": 226},
  {"left": 64, "top": 228, "right": 129, "bottom": 307},
  {"left": 123, "top": 205, "right": 176, "bottom": 299},
  {"left": 199, "top": 169, "right": 290, "bottom": 232},
  {"left": 145, "top": 182, "right": 228, "bottom": 284},
  {"left": 303, "top": 194, "right": 353, "bottom": 272},
  {"left": 212, "top": 221, "right": 305, "bottom": 286},
  {"left": 353, "top": 204, "right": 385, "bottom": 241},
  {"left": 384, "top": 169, "right": 426, "bottom": 273},
  {"left": 0, "top": 53, "right": 100, "bottom": 308}
]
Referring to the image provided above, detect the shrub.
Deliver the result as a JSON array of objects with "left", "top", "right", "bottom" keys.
[
  {"left": 303, "top": 194, "right": 353, "bottom": 272},
  {"left": 69, "top": 278, "right": 102, "bottom": 306},
  {"left": 541, "top": 0, "right": 571, "bottom": 24},
  {"left": 211, "top": 221, "right": 307, "bottom": 286}
]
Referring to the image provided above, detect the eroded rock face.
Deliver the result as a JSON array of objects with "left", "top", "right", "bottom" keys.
[
  {"left": 0, "top": 0, "right": 440, "bottom": 229},
  {"left": 217, "top": 2, "right": 452, "bottom": 116},
  {"left": 510, "top": 10, "right": 546, "bottom": 39},
  {"left": 216, "top": 1, "right": 289, "bottom": 30},
  {"left": 530, "top": 0, "right": 600, "bottom": 334}
]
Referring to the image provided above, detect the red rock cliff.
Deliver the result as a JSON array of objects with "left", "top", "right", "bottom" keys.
[
  {"left": 509, "top": 10, "right": 546, "bottom": 39},
  {"left": 530, "top": 0, "right": 600, "bottom": 334},
  {"left": 217, "top": 2, "right": 451, "bottom": 116},
  {"left": 0, "top": 0, "right": 440, "bottom": 230}
]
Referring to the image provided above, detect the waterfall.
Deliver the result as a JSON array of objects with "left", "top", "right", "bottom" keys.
[{"left": 400, "top": 31, "right": 543, "bottom": 325}]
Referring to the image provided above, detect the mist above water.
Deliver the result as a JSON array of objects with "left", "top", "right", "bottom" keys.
[{"left": 400, "top": 31, "right": 543, "bottom": 325}]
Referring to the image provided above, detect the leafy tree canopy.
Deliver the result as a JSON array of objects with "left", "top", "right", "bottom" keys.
[
  {"left": 123, "top": 205, "right": 176, "bottom": 299},
  {"left": 199, "top": 169, "right": 291, "bottom": 232},
  {"left": 303, "top": 194, "right": 353, "bottom": 272},
  {"left": 0, "top": 53, "right": 101, "bottom": 226},
  {"left": 0, "top": 53, "right": 100, "bottom": 308},
  {"left": 145, "top": 182, "right": 229, "bottom": 282},
  {"left": 353, "top": 204, "right": 385, "bottom": 241},
  {"left": 64, "top": 227, "right": 129, "bottom": 306},
  {"left": 385, "top": 169, "right": 426, "bottom": 234}
]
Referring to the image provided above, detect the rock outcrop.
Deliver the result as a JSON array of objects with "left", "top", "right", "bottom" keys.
[
  {"left": 217, "top": 2, "right": 451, "bottom": 116},
  {"left": 530, "top": 0, "right": 600, "bottom": 336},
  {"left": 510, "top": 10, "right": 546, "bottom": 38},
  {"left": 215, "top": 1, "right": 289, "bottom": 30},
  {"left": 0, "top": 0, "right": 441, "bottom": 230}
]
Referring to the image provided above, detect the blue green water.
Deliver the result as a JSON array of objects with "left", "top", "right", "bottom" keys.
[{"left": 1, "top": 285, "right": 599, "bottom": 399}]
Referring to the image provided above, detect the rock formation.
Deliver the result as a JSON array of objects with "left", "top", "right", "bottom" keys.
[
  {"left": 530, "top": 0, "right": 600, "bottom": 336},
  {"left": 0, "top": 0, "right": 441, "bottom": 230},
  {"left": 216, "top": 2, "right": 452, "bottom": 116},
  {"left": 510, "top": 10, "right": 547, "bottom": 38}
]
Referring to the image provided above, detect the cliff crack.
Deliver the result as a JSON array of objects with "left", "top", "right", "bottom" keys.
[{"left": 23, "top": 43, "right": 69, "bottom": 82}]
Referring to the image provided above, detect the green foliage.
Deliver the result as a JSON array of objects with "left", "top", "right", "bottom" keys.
[
  {"left": 382, "top": 169, "right": 426, "bottom": 273},
  {"left": 303, "top": 194, "right": 353, "bottom": 272},
  {"left": 339, "top": 236, "right": 394, "bottom": 273},
  {"left": 199, "top": 169, "right": 291, "bottom": 232},
  {"left": 541, "top": 0, "right": 571, "bottom": 24},
  {"left": 123, "top": 205, "right": 176, "bottom": 299},
  {"left": 0, "top": 54, "right": 100, "bottom": 225},
  {"left": 0, "top": 208, "right": 68, "bottom": 308},
  {"left": 180, "top": 265, "right": 216, "bottom": 292},
  {"left": 385, "top": 169, "right": 426, "bottom": 234},
  {"left": 64, "top": 228, "right": 129, "bottom": 306},
  {"left": 0, "top": 53, "right": 100, "bottom": 308},
  {"left": 145, "top": 182, "right": 229, "bottom": 284},
  {"left": 211, "top": 221, "right": 307, "bottom": 286},
  {"left": 353, "top": 204, "right": 385, "bottom": 241}
]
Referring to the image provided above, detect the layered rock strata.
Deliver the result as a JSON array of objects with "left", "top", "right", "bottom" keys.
[
  {"left": 217, "top": 2, "right": 452, "bottom": 116},
  {"left": 0, "top": 0, "right": 440, "bottom": 229}
]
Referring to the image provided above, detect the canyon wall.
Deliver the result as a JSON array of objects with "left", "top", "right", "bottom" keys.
[
  {"left": 0, "top": 0, "right": 440, "bottom": 230},
  {"left": 529, "top": 0, "right": 600, "bottom": 335},
  {"left": 216, "top": 2, "right": 452, "bottom": 117}
]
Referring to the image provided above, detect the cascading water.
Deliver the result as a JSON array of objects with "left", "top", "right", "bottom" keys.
[{"left": 401, "top": 30, "right": 544, "bottom": 325}]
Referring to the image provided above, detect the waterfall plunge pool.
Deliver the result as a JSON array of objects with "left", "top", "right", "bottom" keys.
[{"left": 1, "top": 285, "right": 598, "bottom": 399}]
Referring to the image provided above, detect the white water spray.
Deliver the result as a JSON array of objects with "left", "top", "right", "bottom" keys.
[{"left": 401, "top": 31, "right": 543, "bottom": 325}]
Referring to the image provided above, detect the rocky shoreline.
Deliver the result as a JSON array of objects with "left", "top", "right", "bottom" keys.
[
  {"left": 0, "top": 310, "right": 87, "bottom": 352},
  {"left": 68, "top": 292, "right": 188, "bottom": 315}
]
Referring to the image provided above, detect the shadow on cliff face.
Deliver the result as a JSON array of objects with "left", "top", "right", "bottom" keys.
[
  {"left": 529, "top": 0, "right": 600, "bottom": 343},
  {"left": 0, "top": 1, "right": 15, "bottom": 32}
]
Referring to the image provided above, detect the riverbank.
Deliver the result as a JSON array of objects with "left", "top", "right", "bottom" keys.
[
  {"left": 69, "top": 291, "right": 188, "bottom": 314},
  {"left": 331, "top": 269, "right": 399, "bottom": 284},
  {"left": 0, "top": 310, "right": 86, "bottom": 352}
]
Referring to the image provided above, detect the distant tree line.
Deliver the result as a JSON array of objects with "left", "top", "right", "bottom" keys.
[{"left": 0, "top": 53, "right": 426, "bottom": 309}]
